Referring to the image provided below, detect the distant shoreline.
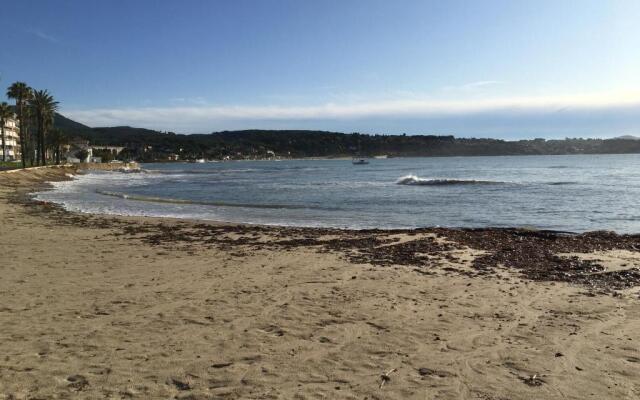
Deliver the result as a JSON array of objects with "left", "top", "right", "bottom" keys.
[
  {"left": 53, "top": 115, "right": 640, "bottom": 162},
  {"left": 141, "top": 152, "right": 640, "bottom": 163}
]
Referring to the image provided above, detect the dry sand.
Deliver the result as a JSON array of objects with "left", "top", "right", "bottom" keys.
[{"left": 1, "top": 167, "right": 639, "bottom": 399}]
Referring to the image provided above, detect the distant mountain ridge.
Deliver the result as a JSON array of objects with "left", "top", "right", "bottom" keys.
[
  {"left": 51, "top": 113, "right": 640, "bottom": 161},
  {"left": 54, "top": 113, "right": 93, "bottom": 136}
]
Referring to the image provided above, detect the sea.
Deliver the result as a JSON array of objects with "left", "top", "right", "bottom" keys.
[{"left": 33, "top": 154, "right": 640, "bottom": 233}]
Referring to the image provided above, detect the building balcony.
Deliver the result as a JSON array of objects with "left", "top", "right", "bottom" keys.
[{"left": 2, "top": 133, "right": 19, "bottom": 140}]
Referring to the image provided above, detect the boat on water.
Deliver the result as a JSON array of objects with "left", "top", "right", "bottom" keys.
[{"left": 352, "top": 157, "right": 369, "bottom": 165}]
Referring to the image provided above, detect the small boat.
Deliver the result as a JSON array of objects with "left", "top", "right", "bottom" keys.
[
  {"left": 352, "top": 157, "right": 369, "bottom": 165},
  {"left": 195, "top": 158, "right": 206, "bottom": 163}
]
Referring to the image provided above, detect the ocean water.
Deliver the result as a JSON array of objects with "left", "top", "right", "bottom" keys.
[{"left": 34, "top": 154, "right": 640, "bottom": 233}]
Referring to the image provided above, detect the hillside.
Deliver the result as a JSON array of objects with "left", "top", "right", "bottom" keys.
[
  {"left": 52, "top": 114, "right": 640, "bottom": 161},
  {"left": 53, "top": 113, "right": 93, "bottom": 136}
]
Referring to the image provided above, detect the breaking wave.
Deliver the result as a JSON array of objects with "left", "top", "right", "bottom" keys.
[{"left": 395, "top": 175, "right": 506, "bottom": 186}]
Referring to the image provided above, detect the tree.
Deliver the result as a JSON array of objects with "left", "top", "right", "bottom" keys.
[
  {"left": 76, "top": 149, "right": 88, "bottom": 162},
  {"left": 29, "top": 89, "right": 58, "bottom": 166},
  {"left": 24, "top": 105, "right": 35, "bottom": 166},
  {"left": 6, "top": 82, "right": 33, "bottom": 168},
  {"left": 0, "top": 102, "right": 13, "bottom": 162},
  {"left": 48, "top": 128, "right": 68, "bottom": 165},
  {"left": 91, "top": 148, "right": 115, "bottom": 163}
]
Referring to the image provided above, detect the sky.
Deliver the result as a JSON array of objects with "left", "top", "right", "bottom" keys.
[{"left": 1, "top": 0, "right": 640, "bottom": 138}]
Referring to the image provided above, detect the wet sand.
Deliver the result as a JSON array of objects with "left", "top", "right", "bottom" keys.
[{"left": 1, "top": 167, "right": 639, "bottom": 399}]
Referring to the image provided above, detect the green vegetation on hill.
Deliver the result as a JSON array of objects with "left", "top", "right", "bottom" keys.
[
  {"left": 59, "top": 122, "right": 640, "bottom": 162},
  {"left": 53, "top": 113, "right": 93, "bottom": 136}
]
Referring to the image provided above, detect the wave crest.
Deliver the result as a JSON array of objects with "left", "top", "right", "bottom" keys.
[
  {"left": 395, "top": 175, "right": 505, "bottom": 186},
  {"left": 547, "top": 181, "right": 577, "bottom": 186}
]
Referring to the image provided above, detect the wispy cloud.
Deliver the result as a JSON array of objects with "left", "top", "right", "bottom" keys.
[
  {"left": 64, "top": 91, "right": 640, "bottom": 136},
  {"left": 168, "top": 97, "right": 207, "bottom": 105},
  {"left": 463, "top": 80, "right": 504, "bottom": 89},
  {"left": 25, "top": 28, "right": 60, "bottom": 44},
  {"left": 442, "top": 80, "right": 505, "bottom": 93}
]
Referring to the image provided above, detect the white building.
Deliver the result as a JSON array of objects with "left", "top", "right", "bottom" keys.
[{"left": 1, "top": 117, "right": 20, "bottom": 161}]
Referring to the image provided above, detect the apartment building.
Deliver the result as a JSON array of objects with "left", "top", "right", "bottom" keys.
[{"left": 1, "top": 116, "right": 20, "bottom": 161}]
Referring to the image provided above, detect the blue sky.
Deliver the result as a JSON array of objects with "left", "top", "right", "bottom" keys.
[{"left": 1, "top": 0, "right": 640, "bottom": 138}]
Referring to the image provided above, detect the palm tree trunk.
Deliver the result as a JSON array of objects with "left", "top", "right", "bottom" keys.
[
  {"left": 41, "top": 127, "right": 46, "bottom": 166},
  {"left": 29, "top": 121, "right": 35, "bottom": 165},
  {"left": 18, "top": 109, "right": 27, "bottom": 168},
  {"left": 39, "top": 130, "right": 43, "bottom": 165},
  {"left": 36, "top": 120, "right": 41, "bottom": 166},
  {"left": 30, "top": 125, "right": 37, "bottom": 167},
  {"left": 39, "top": 114, "right": 46, "bottom": 166},
  {"left": 19, "top": 138, "right": 26, "bottom": 167},
  {"left": 37, "top": 119, "right": 42, "bottom": 166},
  {"left": 1, "top": 126, "right": 6, "bottom": 162},
  {"left": 31, "top": 129, "right": 36, "bottom": 166},
  {"left": 26, "top": 131, "right": 32, "bottom": 166}
]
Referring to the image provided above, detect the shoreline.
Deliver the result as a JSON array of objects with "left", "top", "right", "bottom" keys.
[
  {"left": 19, "top": 163, "right": 637, "bottom": 235},
  {"left": 4, "top": 165, "right": 640, "bottom": 293},
  {"left": 139, "top": 153, "right": 640, "bottom": 164},
  {"left": 1, "top": 166, "right": 640, "bottom": 399}
]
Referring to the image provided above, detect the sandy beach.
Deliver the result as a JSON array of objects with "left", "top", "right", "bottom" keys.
[{"left": 1, "top": 167, "right": 640, "bottom": 399}]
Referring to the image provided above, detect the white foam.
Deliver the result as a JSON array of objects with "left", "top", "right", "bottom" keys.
[{"left": 395, "top": 175, "right": 506, "bottom": 186}]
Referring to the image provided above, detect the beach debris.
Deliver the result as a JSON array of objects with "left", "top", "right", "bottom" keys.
[
  {"left": 379, "top": 368, "right": 397, "bottom": 389},
  {"left": 66, "top": 374, "right": 89, "bottom": 391},
  {"left": 520, "top": 374, "right": 545, "bottom": 386},
  {"left": 260, "top": 325, "right": 285, "bottom": 336},
  {"left": 168, "top": 377, "right": 191, "bottom": 391},
  {"left": 22, "top": 185, "right": 640, "bottom": 295},
  {"left": 211, "top": 362, "right": 233, "bottom": 369},
  {"left": 418, "top": 368, "right": 455, "bottom": 378}
]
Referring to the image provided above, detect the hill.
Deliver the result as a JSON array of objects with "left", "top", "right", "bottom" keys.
[
  {"left": 52, "top": 114, "right": 640, "bottom": 161},
  {"left": 53, "top": 113, "right": 94, "bottom": 136}
]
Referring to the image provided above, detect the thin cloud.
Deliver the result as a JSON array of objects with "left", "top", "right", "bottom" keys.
[
  {"left": 443, "top": 80, "right": 505, "bottom": 92},
  {"left": 64, "top": 91, "right": 640, "bottom": 135},
  {"left": 463, "top": 80, "right": 504, "bottom": 89},
  {"left": 169, "top": 97, "right": 207, "bottom": 105},
  {"left": 26, "top": 28, "right": 60, "bottom": 44}
]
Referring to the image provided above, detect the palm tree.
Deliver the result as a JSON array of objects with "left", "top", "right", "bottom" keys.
[
  {"left": 29, "top": 89, "right": 58, "bottom": 166},
  {"left": 6, "top": 82, "right": 33, "bottom": 168},
  {"left": 24, "top": 106, "right": 35, "bottom": 166},
  {"left": 0, "top": 102, "right": 14, "bottom": 162},
  {"left": 21, "top": 105, "right": 36, "bottom": 167}
]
